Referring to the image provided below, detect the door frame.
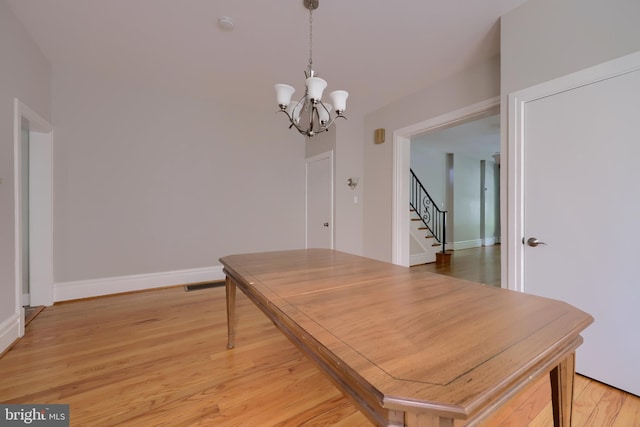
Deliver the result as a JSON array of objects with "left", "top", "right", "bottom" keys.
[
  {"left": 305, "top": 150, "right": 334, "bottom": 249},
  {"left": 14, "top": 98, "right": 54, "bottom": 330},
  {"left": 507, "top": 50, "right": 640, "bottom": 292},
  {"left": 391, "top": 97, "right": 500, "bottom": 267}
]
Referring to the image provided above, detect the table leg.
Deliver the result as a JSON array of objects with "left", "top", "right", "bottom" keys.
[
  {"left": 550, "top": 352, "right": 576, "bottom": 427},
  {"left": 225, "top": 276, "right": 236, "bottom": 349},
  {"left": 405, "top": 411, "right": 454, "bottom": 427}
]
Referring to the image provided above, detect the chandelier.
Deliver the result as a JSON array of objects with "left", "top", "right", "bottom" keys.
[{"left": 274, "top": 0, "right": 349, "bottom": 138}]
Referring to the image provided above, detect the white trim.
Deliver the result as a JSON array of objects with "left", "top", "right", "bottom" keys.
[
  {"left": 392, "top": 136, "right": 410, "bottom": 266},
  {"left": 54, "top": 266, "right": 225, "bottom": 302},
  {"left": 11, "top": 99, "right": 53, "bottom": 352},
  {"left": 14, "top": 99, "right": 51, "bottom": 131},
  {"left": 507, "top": 92, "right": 525, "bottom": 292},
  {"left": 392, "top": 97, "right": 500, "bottom": 267},
  {"left": 305, "top": 150, "right": 335, "bottom": 249},
  {"left": 28, "top": 131, "right": 54, "bottom": 306},
  {"left": 483, "top": 237, "right": 499, "bottom": 247},
  {"left": 507, "top": 51, "right": 640, "bottom": 292},
  {"left": 452, "top": 239, "right": 483, "bottom": 251},
  {"left": 410, "top": 253, "right": 434, "bottom": 266},
  {"left": 0, "top": 312, "right": 21, "bottom": 354}
]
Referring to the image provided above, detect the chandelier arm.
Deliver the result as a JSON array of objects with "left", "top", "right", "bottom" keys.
[
  {"left": 312, "top": 103, "right": 334, "bottom": 136},
  {"left": 319, "top": 110, "right": 348, "bottom": 131},
  {"left": 277, "top": 109, "right": 315, "bottom": 137},
  {"left": 310, "top": 104, "right": 318, "bottom": 133},
  {"left": 277, "top": 104, "right": 347, "bottom": 138}
]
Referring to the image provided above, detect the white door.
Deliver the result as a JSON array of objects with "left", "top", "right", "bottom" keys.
[
  {"left": 509, "top": 52, "right": 640, "bottom": 395},
  {"left": 306, "top": 152, "right": 333, "bottom": 249},
  {"left": 28, "top": 130, "right": 54, "bottom": 307}
]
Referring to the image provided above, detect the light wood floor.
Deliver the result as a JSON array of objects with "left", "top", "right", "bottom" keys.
[
  {"left": 414, "top": 245, "right": 501, "bottom": 287},
  {"left": 1, "top": 276, "right": 638, "bottom": 425}
]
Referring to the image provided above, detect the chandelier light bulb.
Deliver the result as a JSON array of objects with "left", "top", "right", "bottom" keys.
[
  {"left": 318, "top": 104, "right": 332, "bottom": 124},
  {"left": 329, "top": 90, "right": 349, "bottom": 114},
  {"left": 275, "top": 84, "right": 295, "bottom": 109},
  {"left": 306, "top": 77, "right": 327, "bottom": 103},
  {"left": 289, "top": 101, "right": 302, "bottom": 123},
  {"left": 217, "top": 16, "right": 234, "bottom": 32}
]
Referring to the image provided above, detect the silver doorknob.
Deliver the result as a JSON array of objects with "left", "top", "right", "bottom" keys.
[{"left": 526, "top": 237, "right": 547, "bottom": 247}]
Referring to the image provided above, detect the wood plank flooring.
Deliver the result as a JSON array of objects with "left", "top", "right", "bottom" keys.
[
  {"left": 414, "top": 245, "right": 501, "bottom": 287},
  {"left": 1, "top": 287, "right": 369, "bottom": 426},
  {"left": 1, "top": 273, "right": 637, "bottom": 425}
]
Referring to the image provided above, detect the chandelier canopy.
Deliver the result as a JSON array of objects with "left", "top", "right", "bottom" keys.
[{"left": 274, "top": 0, "right": 349, "bottom": 138}]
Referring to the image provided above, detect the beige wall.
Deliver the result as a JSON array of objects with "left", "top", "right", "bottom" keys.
[
  {"left": 452, "top": 154, "right": 482, "bottom": 245},
  {"left": 362, "top": 55, "right": 500, "bottom": 262},
  {"left": 410, "top": 145, "right": 447, "bottom": 209},
  {"left": 0, "top": 0, "right": 51, "bottom": 343},
  {"left": 52, "top": 69, "right": 306, "bottom": 282},
  {"left": 305, "top": 125, "right": 334, "bottom": 159},
  {"left": 483, "top": 161, "right": 499, "bottom": 243},
  {"left": 333, "top": 114, "right": 365, "bottom": 255},
  {"left": 304, "top": 113, "right": 365, "bottom": 256},
  {"left": 501, "top": 0, "right": 640, "bottom": 97}
]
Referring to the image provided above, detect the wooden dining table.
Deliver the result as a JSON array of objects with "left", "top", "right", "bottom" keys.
[{"left": 220, "top": 249, "right": 593, "bottom": 427}]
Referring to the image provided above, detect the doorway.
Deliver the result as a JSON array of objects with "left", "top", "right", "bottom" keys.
[
  {"left": 392, "top": 97, "right": 500, "bottom": 274},
  {"left": 13, "top": 99, "right": 54, "bottom": 335},
  {"left": 305, "top": 151, "right": 334, "bottom": 249},
  {"left": 411, "top": 114, "right": 500, "bottom": 248}
]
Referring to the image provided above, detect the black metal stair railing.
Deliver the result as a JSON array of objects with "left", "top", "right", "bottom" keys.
[{"left": 410, "top": 169, "right": 447, "bottom": 253}]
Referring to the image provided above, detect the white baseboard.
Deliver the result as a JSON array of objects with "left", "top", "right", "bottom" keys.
[
  {"left": 54, "top": 266, "right": 225, "bottom": 302},
  {"left": 483, "top": 237, "right": 500, "bottom": 246},
  {"left": 0, "top": 311, "right": 22, "bottom": 355},
  {"left": 450, "top": 238, "right": 500, "bottom": 251},
  {"left": 452, "top": 239, "right": 483, "bottom": 251},
  {"left": 410, "top": 253, "right": 436, "bottom": 266}
]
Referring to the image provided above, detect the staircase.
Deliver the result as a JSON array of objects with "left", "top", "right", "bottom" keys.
[
  {"left": 410, "top": 209, "right": 441, "bottom": 265},
  {"left": 409, "top": 169, "right": 449, "bottom": 266}
]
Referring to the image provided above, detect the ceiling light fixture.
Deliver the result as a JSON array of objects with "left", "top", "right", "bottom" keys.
[
  {"left": 217, "top": 16, "right": 234, "bottom": 31},
  {"left": 274, "top": 0, "right": 348, "bottom": 138}
]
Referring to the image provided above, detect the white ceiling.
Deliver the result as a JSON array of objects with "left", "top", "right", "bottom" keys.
[
  {"left": 412, "top": 114, "right": 501, "bottom": 162},
  {"left": 6, "top": 0, "right": 527, "bottom": 115}
]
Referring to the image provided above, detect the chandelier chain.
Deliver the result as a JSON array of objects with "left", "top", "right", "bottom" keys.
[{"left": 308, "top": 6, "right": 313, "bottom": 74}]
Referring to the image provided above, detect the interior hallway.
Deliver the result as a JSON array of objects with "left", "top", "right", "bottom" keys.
[{"left": 414, "top": 244, "right": 501, "bottom": 287}]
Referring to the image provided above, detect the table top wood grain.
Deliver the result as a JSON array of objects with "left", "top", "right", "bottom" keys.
[{"left": 220, "top": 249, "right": 593, "bottom": 425}]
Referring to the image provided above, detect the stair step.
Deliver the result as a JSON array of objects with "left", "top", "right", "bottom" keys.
[
  {"left": 432, "top": 243, "right": 442, "bottom": 247},
  {"left": 411, "top": 218, "right": 421, "bottom": 221},
  {"left": 425, "top": 235, "right": 434, "bottom": 239}
]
